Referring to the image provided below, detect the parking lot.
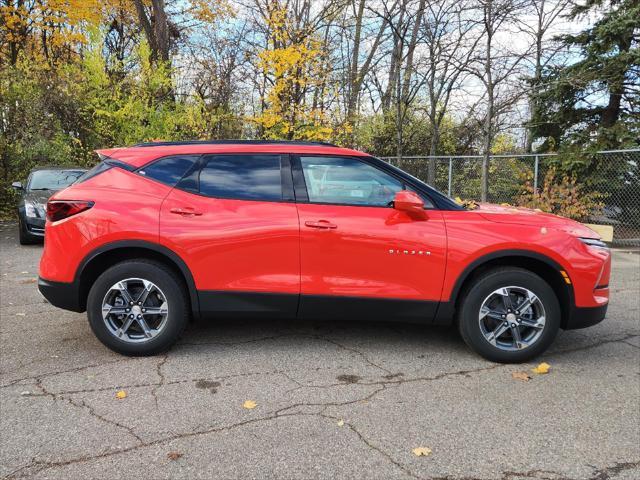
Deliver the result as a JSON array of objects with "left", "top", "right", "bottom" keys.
[{"left": 0, "top": 221, "right": 638, "bottom": 480}]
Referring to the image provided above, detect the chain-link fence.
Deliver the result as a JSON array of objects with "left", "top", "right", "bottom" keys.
[{"left": 380, "top": 149, "right": 640, "bottom": 247}]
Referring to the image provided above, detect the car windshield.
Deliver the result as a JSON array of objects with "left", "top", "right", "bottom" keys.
[{"left": 28, "top": 170, "right": 85, "bottom": 191}]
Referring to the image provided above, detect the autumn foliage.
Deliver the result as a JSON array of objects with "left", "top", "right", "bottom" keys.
[{"left": 516, "top": 168, "right": 604, "bottom": 222}]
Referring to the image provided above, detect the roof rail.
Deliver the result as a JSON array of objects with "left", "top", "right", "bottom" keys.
[{"left": 133, "top": 140, "right": 338, "bottom": 147}]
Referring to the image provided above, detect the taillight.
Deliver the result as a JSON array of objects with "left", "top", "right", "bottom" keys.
[{"left": 46, "top": 200, "right": 94, "bottom": 222}]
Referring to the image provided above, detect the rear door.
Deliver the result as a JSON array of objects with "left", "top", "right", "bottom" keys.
[
  {"left": 159, "top": 153, "right": 300, "bottom": 318},
  {"left": 293, "top": 155, "right": 447, "bottom": 321}
]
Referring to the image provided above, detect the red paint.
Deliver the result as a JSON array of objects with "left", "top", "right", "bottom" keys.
[
  {"left": 159, "top": 187, "right": 300, "bottom": 293},
  {"left": 40, "top": 143, "right": 610, "bottom": 314}
]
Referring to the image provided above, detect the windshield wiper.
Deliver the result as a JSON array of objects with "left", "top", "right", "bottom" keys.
[{"left": 29, "top": 188, "right": 52, "bottom": 191}]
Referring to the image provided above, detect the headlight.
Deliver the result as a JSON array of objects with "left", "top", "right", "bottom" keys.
[
  {"left": 24, "top": 202, "right": 44, "bottom": 218},
  {"left": 579, "top": 237, "right": 609, "bottom": 249}
]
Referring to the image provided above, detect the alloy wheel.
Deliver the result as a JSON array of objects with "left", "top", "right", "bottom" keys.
[
  {"left": 101, "top": 278, "right": 169, "bottom": 343},
  {"left": 478, "top": 286, "right": 546, "bottom": 351}
]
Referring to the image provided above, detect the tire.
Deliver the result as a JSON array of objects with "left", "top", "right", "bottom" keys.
[
  {"left": 18, "top": 218, "right": 40, "bottom": 245},
  {"left": 457, "top": 267, "right": 560, "bottom": 363},
  {"left": 87, "top": 260, "right": 189, "bottom": 356}
]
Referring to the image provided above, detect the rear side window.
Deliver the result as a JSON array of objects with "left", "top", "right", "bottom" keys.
[
  {"left": 138, "top": 155, "right": 199, "bottom": 187},
  {"left": 196, "top": 154, "right": 282, "bottom": 201}
]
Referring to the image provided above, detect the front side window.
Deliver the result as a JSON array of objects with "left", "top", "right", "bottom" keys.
[
  {"left": 300, "top": 156, "right": 404, "bottom": 206},
  {"left": 197, "top": 154, "right": 282, "bottom": 201}
]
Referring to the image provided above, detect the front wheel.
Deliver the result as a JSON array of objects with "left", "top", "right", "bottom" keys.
[
  {"left": 87, "top": 260, "right": 189, "bottom": 356},
  {"left": 457, "top": 267, "right": 560, "bottom": 363}
]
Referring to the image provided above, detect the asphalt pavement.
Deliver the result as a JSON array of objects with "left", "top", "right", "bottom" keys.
[{"left": 1, "top": 221, "right": 638, "bottom": 479}]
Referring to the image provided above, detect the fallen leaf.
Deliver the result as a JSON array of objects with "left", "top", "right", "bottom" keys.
[
  {"left": 532, "top": 362, "right": 551, "bottom": 374},
  {"left": 20, "top": 271, "right": 28, "bottom": 274},
  {"left": 512, "top": 371, "right": 531, "bottom": 382},
  {"left": 243, "top": 400, "right": 257, "bottom": 409},
  {"left": 167, "top": 451, "right": 183, "bottom": 461},
  {"left": 20, "top": 391, "right": 30, "bottom": 396},
  {"left": 16, "top": 313, "right": 25, "bottom": 316},
  {"left": 337, "top": 420, "right": 344, "bottom": 427},
  {"left": 412, "top": 447, "right": 432, "bottom": 457},
  {"left": 21, "top": 278, "right": 37, "bottom": 284},
  {"left": 115, "top": 390, "right": 127, "bottom": 399}
]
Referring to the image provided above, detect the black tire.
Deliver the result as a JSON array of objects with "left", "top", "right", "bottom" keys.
[
  {"left": 18, "top": 218, "right": 40, "bottom": 245},
  {"left": 87, "top": 260, "right": 189, "bottom": 356},
  {"left": 457, "top": 267, "right": 560, "bottom": 363}
]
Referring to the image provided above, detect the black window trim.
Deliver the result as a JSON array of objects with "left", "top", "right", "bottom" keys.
[
  {"left": 170, "top": 152, "right": 294, "bottom": 204},
  {"left": 291, "top": 154, "right": 440, "bottom": 210}
]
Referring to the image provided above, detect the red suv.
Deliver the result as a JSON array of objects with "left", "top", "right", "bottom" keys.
[{"left": 38, "top": 141, "right": 610, "bottom": 362}]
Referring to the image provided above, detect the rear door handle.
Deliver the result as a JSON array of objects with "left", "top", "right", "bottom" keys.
[
  {"left": 170, "top": 207, "right": 203, "bottom": 216},
  {"left": 304, "top": 220, "right": 337, "bottom": 229}
]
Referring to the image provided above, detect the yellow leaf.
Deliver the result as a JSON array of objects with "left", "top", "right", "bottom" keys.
[
  {"left": 337, "top": 420, "right": 344, "bottom": 427},
  {"left": 115, "top": 390, "right": 127, "bottom": 399},
  {"left": 512, "top": 371, "right": 531, "bottom": 381},
  {"left": 167, "top": 451, "right": 183, "bottom": 461},
  {"left": 412, "top": 447, "right": 432, "bottom": 457},
  {"left": 243, "top": 400, "right": 257, "bottom": 409},
  {"left": 532, "top": 362, "right": 551, "bottom": 374}
]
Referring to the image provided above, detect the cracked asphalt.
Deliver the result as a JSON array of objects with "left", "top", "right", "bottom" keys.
[{"left": 1, "top": 221, "right": 639, "bottom": 480}]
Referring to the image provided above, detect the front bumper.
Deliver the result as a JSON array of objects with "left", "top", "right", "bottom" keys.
[
  {"left": 24, "top": 219, "right": 45, "bottom": 236},
  {"left": 38, "top": 277, "right": 84, "bottom": 312},
  {"left": 565, "top": 303, "right": 608, "bottom": 330}
]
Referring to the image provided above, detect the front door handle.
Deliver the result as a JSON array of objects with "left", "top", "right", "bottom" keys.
[
  {"left": 170, "top": 207, "right": 203, "bottom": 216},
  {"left": 305, "top": 220, "right": 337, "bottom": 229}
]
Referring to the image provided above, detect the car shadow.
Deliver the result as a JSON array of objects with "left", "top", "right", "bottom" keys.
[{"left": 177, "top": 316, "right": 467, "bottom": 353}]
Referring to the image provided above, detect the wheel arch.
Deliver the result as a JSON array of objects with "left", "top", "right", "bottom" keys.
[
  {"left": 76, "top": 241, "right": 199, "bottom": 317},
  {"left": 438, "top": 250, "right": 575, "bottom": 328}
]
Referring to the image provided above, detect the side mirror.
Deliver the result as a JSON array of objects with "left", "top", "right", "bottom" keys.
[
  {"left": 393, "top": 190, "right": 427, "bottom": 219},
  {"left": 11, "top": 181, "right": 23, "bottom": 190}
]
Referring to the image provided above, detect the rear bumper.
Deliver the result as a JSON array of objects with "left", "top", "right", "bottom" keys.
[
  {"left": 565, "top": 303, "right": 608, "bottom": 330},
  {"left": 38, "top": 277, "right": 84, "bottom": 312}
]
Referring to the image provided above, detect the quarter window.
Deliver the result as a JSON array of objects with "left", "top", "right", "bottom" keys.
[
  {"left": 139, "top": 155, "right": 199, "bottom": 187},
  {"left": 198, "top": 154, "right": 282, "bottom": 201},
  {"left": 300, "top": 156, "right": 404, "bottom": 207}
]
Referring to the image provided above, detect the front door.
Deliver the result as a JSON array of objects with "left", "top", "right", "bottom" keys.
[
  {"left": 294, "top": 155, "right": 447, "bottom": 321},
  {"left": 159, "top": 153, "right": 300, "bottom": 317}
]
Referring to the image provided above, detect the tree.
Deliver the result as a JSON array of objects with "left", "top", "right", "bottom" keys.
[
  {"left": 342, "top": 0, "right": 393, "bottom": 140},
  {"left": 530, "top": 0, "right": 640, "bottom": 151},
  {"left": 252, "top": 1, "right": 336, "bottom": 140},
  {"left": 469, "top": 0, "right": 532, "bottom": 201},
  {"left": 420, "top": 0, "right": 481, "bottom": 183},
  {"left": 520, "top": 0, "right": 571, "bottom": 152}
]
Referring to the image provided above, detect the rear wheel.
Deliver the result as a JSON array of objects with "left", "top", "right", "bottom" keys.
[
  {"left": 87, "top": 260, "right": 189, "bottom": 355},
  {"left": 457, "top": 267, "right": 560, "bottom": 363}
]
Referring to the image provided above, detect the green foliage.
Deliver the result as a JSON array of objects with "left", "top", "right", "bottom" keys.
[
  {"left": 354, "top": 109, "right": 462, "bottom": 157},
  {"left": 78, "top": 38, "right": 206, "bottom": 146},
  {"left": 529, "top": 0, "right": 639, "bottom": 152},
  {"left": 0, "top": 35, "right": 209, "bottom": 219}
]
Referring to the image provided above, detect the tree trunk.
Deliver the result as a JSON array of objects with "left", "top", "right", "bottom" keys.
[
  {"left": 526, "top": 0, "right": 544, "bottom": 153},
  {"left": 134, "top": 0, "right": 170, "bottom": 63},
  {"left": 152, "top": 0, "right": 170, "bottom": 62},
  {"left": 481, "top": 0, "right": 494, "bottom": 203},
  {"left": 427, "top": 124, "right": 439, "bottom": 185},
  {"left": 346, "top": 0, "right": 366, "bottom": 127}
]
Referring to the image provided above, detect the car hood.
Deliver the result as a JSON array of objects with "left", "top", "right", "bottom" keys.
[
  {"left": 475, "top": 203, "right": 600, "bottom": 238},
  {"left": 24, "top": 190, "right": 54, "bottom": 205}
]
